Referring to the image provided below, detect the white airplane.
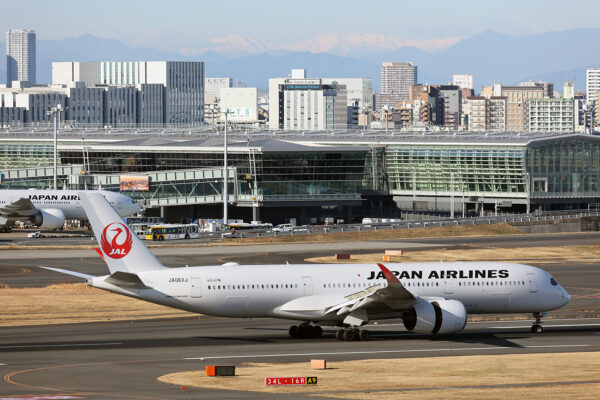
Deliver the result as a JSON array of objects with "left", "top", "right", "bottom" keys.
[
  {"left": 0, "top": 189, "right": 139, "bottom": 231},
  {"left": 44, "top": 193, "right": 570, "bottom": 341}
]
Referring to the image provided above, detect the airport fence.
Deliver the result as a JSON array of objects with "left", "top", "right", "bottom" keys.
[{"left": 206, "top": 209, "right": 600, "bottom": 240}]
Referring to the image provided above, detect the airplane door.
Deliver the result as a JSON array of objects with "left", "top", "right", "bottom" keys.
[
  {"left": 302, "top": 276, "right": 313, "bottom": 296},
  {"left": 527, "top": 273, "right": 538, "bottom": 293},
  {"left": 190, "top": 277, "right": 202, "bottom": 298},
  {"left": 444, "top": 279, "right": 454, "bottom": 294}
]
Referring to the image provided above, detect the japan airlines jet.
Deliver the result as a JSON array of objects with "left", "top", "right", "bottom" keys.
[
  {"left": 44, "top": 193, "right": 570, "bottom": 341},
  {"left": 0, "top": 189, "right": 139, "bottom": 231}
]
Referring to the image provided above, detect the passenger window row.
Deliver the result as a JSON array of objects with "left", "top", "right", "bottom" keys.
[
  {"left": 208, "top": 283, "right": 299, "bottom": 290},
  {"left": 458, "top": 280, "right": 526, "bottom": 287}
]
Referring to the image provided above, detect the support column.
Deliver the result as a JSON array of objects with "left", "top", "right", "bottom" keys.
[{"left": 252, "top": 206, "right": 260, "bottom": 222}]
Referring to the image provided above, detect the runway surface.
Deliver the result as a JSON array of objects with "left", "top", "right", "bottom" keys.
[
  {"left": 0, "top": 232, "right": 599, "bottom": 399},
  {"left": 1, "top": 317, "right": 600, "bottom": 399}
]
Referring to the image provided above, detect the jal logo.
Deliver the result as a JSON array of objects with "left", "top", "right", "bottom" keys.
[{"left": 100, "top": 222, "right": 133, "bottom": 259}]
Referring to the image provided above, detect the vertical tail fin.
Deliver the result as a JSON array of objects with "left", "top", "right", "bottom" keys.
[{"left": 81, "top": 192, "right": 165, "bottom": 274}]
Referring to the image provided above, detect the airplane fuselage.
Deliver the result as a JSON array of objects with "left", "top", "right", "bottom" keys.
[
  {"left": 0, "top": 189, "right": 139, "bottom": 220},
  {"left": 90, "top": 262, "right": 570, "bottom": 322}
]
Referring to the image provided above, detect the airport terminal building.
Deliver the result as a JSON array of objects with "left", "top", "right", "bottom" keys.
[{"left": 0, "top": 130, "right": 598, "bottom": 223}]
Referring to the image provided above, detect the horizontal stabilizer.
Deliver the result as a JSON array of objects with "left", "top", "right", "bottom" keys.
[
  {"left": 40, "top": 266, "right": 95, "bottom": 281},
  {"left": 104, "top": 271, "right": 148, "bottom": 289}
]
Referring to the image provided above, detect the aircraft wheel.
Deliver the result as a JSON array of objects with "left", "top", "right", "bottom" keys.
[
  {"left": 343, "top": 329, "right": 355, "bottom": 341},
  {"left": 289, "top": 325, "right": 299, "bottom": 338},
  {"left": 532, "top": 324, "right": 543, "bottom": 334},
  {"left": 359, "top": 329, "right": 370, "bottom": 341},
  {"left": 336, "top": 329, "right": 345, "bottom": 341}
]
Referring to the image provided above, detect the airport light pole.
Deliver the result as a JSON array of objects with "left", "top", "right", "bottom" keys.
[
  {"left": 47, "top": 103, "right": 64, "bottom": 190},
  {"left": 223, "top": 107, "right": 230, "bottom": 226}
]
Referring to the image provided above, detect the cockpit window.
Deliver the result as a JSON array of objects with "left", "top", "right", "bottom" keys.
[{"left": 550, "top": 278, "right": 558, "bottom": 286}]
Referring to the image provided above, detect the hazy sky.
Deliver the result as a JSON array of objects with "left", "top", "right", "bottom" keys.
[{"left": 3, "top": 0, "right": 599, "bottom": 54}]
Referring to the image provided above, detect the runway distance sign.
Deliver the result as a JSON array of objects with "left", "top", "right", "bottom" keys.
[{"left": 265, "top": 376, "right": 318, "bottom": 385}]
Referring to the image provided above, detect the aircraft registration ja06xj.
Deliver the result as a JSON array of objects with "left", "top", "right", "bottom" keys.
[{"left": 44, "top": 193, "right": 571, "bottom": 341}]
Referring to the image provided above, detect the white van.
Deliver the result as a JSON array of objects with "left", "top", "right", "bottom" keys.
[{"left": 272, "top": 223, "right": 294, "bottom": 232}]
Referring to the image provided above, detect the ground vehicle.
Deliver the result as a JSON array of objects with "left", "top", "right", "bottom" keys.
[
  {"left": 145, "top": 224, "right": 199, "bottom": 241},
  {"left": 224, "top": 222, "right": 273, "bottom": 235},
  {"left": 272, "top": 223, "right": 294, "bottom": 232},
  {"left": 27, "top": 231, "right": 43, "bottom": 238}
]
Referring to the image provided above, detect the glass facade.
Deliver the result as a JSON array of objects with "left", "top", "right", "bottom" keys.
[
  {"left": 527, "top": 137, "right": 600, "bottom": 198},
  {"left": 0, "top": 135, "right": 598, "bottom": 208},
  {"left": 59, "top": 146, "right": 369, "bottom": 200},
  {"left": 386, "top": 145, "right": 526, "bottom": 196},
  {"left": 257, "top": 151, "right": 366, "bottom": 198},
  {"left": 0, "top": 142, "right": 53, "bottom": 169}
]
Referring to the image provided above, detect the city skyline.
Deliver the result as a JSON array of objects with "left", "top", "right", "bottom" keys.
[{"left": 2, "top": 0, "right": 600, "bottom": 56}]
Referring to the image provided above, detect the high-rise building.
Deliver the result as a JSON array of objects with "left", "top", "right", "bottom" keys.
[
  {"left": 53, "top": 61, "right": 204, "bottom": 126},
  {"left": 586, "top": 68, "right": 600, "bottom": 104},
  {"left": 6, "top": 29, "right": 36, "bottom": 85},
  {"left": 527, "top": 98, "right": 574, "bottom": 133},
  {"left": 438, "top": 85, "right": 462, "bottom": 128},
  {"left": 452, "top": 74, "right": 473, "bottom": 90},
  {"left": 377, "top": 62, "right": 417, "bottom": 112},
  {"left": 463, "top": 96, "right": 506, "bottom": 132},
  {"left": 501, "top": 85, "right": 544, "bottom": 131},
  {"left": 268, "top": 70, "right": 365, "bottom": 130}
]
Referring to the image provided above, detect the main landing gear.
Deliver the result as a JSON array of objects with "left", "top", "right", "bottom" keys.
[
  {"left": 289, "top": 323, "right": 323, "bottom": 339},
  {"left": 336, "top": 327, "right": 370, "bottom": 341},
  {"left": 531, "top": 312, "right": 544, "bottom": 334}
]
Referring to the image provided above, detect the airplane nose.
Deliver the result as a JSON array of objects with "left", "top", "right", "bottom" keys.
[{"left": 561, "top": 289, "right": 570, "bottom": 305}]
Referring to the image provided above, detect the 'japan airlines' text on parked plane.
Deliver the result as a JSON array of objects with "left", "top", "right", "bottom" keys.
[
  {"left": 44, "top": 193, "right": 570, "bottom": 340},
  {"left": 0, "top": 189, "right": 139, "bottom": 231}
]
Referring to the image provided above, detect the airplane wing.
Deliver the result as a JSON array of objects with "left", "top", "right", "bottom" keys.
[
  {"left": 0, "top": 198, "right": 39, "bottom": 217},
  {"left": 322, "top": 263, "right": 416, "bottom": 325}
]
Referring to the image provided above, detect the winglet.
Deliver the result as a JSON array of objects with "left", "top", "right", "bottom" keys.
[{"left": 377, "top": 263, "right": 401, "bottom": 285}]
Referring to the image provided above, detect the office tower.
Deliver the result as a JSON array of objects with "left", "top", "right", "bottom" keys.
[
  {"left": 376, "top": 62, "right": 417, "bottom": 112},
  {"left": 53, "top": 61, "right": 204, "bottom": 126},
  {"left": 6, "top": 29, "right": 36, "bottom": 85},
  {"left": 586, "top": 68, "right": 600, "bottom": 104}
]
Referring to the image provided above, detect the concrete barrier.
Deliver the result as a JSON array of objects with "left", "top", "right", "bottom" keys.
[
  {"left": 385, "top": 250, "right": 403, "bottom": 256},
  {"left": 206, "top": 365, "right": 236, "bottom": 376}
]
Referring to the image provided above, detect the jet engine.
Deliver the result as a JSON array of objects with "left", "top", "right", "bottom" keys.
[
  {"left": 402, "top": 299, "right": 467, "bottom": 334},
  {"left": 31, "top": 208, "right": 65, "bottom": 229}
]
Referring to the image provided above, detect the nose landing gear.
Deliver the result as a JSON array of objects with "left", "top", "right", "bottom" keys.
[
  {"left": 289, "top": 323, "right": 323, "bottom": 339},
  {"left": 336, "top": 327, "right": 370, "bottom": 341},
  {"left": 531, "top": 312, "right": 544, "bottom": 334}
]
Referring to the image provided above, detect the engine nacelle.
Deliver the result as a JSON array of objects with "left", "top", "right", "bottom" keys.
[
  {"left": 403, "top": 299, "right": 467, "bottom": 334},
  {"left": 31, "top": 208, "right": 65, "bottom": 229}
]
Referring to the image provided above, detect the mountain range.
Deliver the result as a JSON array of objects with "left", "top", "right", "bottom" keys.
[{"left": 2, "top": 29, "right": 600, "bottom": 92}]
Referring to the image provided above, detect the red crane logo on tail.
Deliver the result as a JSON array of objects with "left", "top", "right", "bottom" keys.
[{"left": 100, "top": 222, "right": 133, "bottom": 259}]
